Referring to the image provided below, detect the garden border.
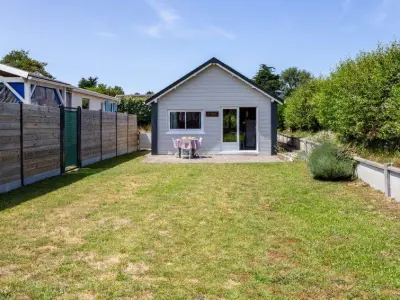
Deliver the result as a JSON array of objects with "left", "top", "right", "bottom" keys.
[{"left": 278, "top": 133, "right": 400, "bottom": 201}]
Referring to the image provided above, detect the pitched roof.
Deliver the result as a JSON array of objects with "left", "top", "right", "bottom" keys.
[
  {"left": 0, "top": 63, "right": 71, "bottom": 86},
  {"left": 72, "top": 86, "right": 119, "bottom": 101},
  {"left": 145, "top": 57, "right": 283, "bottom": 104},
  {"left": 0, "top": 63, "right": 118, "bottom": 101}
]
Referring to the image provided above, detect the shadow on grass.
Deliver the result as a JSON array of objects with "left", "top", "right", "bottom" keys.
[{"left": 0, "top": 151, "right": 149, "bottom": 211}]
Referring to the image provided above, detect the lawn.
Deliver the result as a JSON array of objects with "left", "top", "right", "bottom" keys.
[{"left": 0, "top": 153, "right": 399, "bottom": 299}]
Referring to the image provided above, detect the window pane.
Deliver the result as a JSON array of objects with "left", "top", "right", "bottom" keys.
[
  {"left": 66, "top": 92, "right": 72, "bottom": 107},
  {"left": 186, "top": 112, "right": 201, "bottom": 129},
  {"left": 0, "top": 83, "right": 17, "bottom": 103},
  {"left": 31, "top": 86, "right": 59, "bottom": 107},
  {"left": 82, "top": 98, "right": 90, "bottom": 109},
  {"left": 223, "top": 109, "right": 237, "bottom": 142},
  {"left": 104, "top": 101, "right": 111, "bottom": 112},
  {"left": 170, "top": 112, "right": 185, "bottom": 129}
]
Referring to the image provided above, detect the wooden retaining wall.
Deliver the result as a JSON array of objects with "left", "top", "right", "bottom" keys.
[{"left": 0, "top": 103, "right": 138, "bottom": 193}]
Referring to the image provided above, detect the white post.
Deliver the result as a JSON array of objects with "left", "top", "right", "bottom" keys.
[
  {"left": 24, "top": 81, "right": 31, "bottom": 104},
  {"left": 63, "top": 88, "right": 67, "bottom": 106},
  {"left": 384, "top": 163, "right": 393, "bottom": 197}
]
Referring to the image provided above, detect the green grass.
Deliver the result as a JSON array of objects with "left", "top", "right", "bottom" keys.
[
  {"left": 0, "top": 152, "right": 400, "bottom": 299},
  {"left": 280, "top": 130, "right": 400, "bottom": 167}
]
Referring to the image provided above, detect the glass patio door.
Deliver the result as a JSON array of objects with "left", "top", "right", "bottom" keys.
[{"left": 221, "top": 108, "right": 239, "bottom": 151}]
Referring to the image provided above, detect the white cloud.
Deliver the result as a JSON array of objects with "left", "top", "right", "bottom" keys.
[
  {"left": 139, "top": 0, "right": 235, "bottom": 40},
  {"left": 208, "top": 26, "right": 236, "bottom": 40},
  {"left": 368, "top": 0, "right": 399, "bottom": 25},
  {"left": 146, "top": 0, "right": 180, "bottom": 24},
  {"left": 141, "top": 25, "right": 162, "bottom": 38}
]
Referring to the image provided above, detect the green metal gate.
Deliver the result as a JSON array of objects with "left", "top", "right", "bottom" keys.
[{"left": 64, "top": 107, "right": 80, "bottom": 170}]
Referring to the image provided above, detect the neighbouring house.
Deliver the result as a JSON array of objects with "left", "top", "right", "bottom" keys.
[
  {"left": 146, "top": 57, "right": 284, "bottom": 155},
  {"left": 0, "top": 63, "right": 119, "bottom": 111}
]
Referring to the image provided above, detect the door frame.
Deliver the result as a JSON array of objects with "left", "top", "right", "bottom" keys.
[
  {"left": 220, "top": 106, "right": 259, "bottom": 154},
  {"left": 221, "top": 107, "right": 239, "bottom": 152}
]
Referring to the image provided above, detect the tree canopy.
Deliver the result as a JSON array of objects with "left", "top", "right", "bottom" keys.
[
  {"left": 0, "top": 49, "right": 54, "bottom": 79},
  {"left": 253, "top": 64, "right": 281, "bottom": 93},
  {"left": 78, "top": 77, "right": 124, "bottom": 97},
  {"left": 283, "top": 40, "right": 400, "bottom": 149},
  {"left": 280, "top": 67, "right": 312, "bottom": 97},
  {"left": 118, "top": 95, "right": 151, "bottom": 126},
  {"left": 284, "top": 78, "right": 322, "bottom": 131},
  {"left": 78, "top": 76, "right": 98, "bottom": 89}
]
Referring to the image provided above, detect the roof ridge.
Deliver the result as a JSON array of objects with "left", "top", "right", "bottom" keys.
[{"left": 145, "top": 57, "right": 283, "bottom": 104}]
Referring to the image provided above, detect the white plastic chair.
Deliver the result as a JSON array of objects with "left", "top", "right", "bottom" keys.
[
  {"left": 194, "top": 137, "right": 202, "bottom": 158},
  {"left": 172, "top": 138, "right": 179, "bottom": 157},
  {"left": 180, "top": 138, "right": 192, "bottom": 159}
]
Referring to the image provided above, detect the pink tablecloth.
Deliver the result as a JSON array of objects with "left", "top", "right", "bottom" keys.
[{"left": 176, "top": 138, "right": 201, "bottom": 150}]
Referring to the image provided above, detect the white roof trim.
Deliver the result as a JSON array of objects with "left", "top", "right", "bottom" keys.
[
  {"left": 28, "top": 76, "right": 71, "bottom": 88},
  {"left": 147, "top": 62, "right": 283, "bottom": 105},
  {"left": 0, "top": 76, "right": 25, "bottom": 102},
  {"left": 72, "top": 87, "right": 119, "bottom": 102},
  {"left": 0, "top": 63, "right": 29, "bottom": 78}
]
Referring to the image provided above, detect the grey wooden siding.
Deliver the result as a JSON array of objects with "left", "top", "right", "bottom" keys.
[{"left": 157, "top": 66, "right": 272, "bottom": 154}]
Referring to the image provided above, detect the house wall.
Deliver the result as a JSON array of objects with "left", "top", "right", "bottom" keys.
[
  {"left": 72, "top": 92, "right": 118, "bottom": 110},
  {"left": 157, "top": 65, "right": 273, "bottom": 154}
]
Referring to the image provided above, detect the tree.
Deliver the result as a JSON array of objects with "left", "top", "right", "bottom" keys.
[
  {"left": 78, "top": 76, "right": 98, "bottom": 89},
  {"left": 118, "top": 95, "right": 151, "bottom": 127},
  {"left": 88, "top": 84, "right": 124, "bottom": 97},
  {"left": 253, "top": 64, "right": 281, "bottom": 92},
  {"left": 315, "top": 41, "right": 400, "bottom": 148},
  {"left": 280, "top": 67, "right": 312, "bottom": 98},
  {"left": 78, "top": 77, "right": 124, "bottom": 97},
  {"left": 146, "top": 91, "right": 154, "bottom": 95},
  {"left": 0, "top": 49, "right": 54, "bottom": 79},
  {"left": 284, "top": 78, "right": 322, "bottom": 131}
]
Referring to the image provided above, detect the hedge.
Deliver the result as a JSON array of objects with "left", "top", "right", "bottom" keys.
[{"left": 284, "top": 40, "right": 400, "bottom": 150}]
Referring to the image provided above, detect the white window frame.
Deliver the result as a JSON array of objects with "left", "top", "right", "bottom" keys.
[
  {"left": 167, "top": 110, "right": 205, "bottom": 134},
  {"left": 82, "top": 97, "right": 90, "bottom": 109}
]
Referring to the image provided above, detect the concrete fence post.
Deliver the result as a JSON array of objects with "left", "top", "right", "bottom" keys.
[{"left": 384, "top": 163, "right": 393, "bottom": 197}]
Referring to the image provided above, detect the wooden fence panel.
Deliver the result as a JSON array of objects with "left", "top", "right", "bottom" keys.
[
  {"left": 117, "top": 113, "right": 128, "bottom": 156},
  {"left": 22, "top": 105, "right": 60, "bottom": 184},
  {"left": 0, "top": 103, "right": 21, "bottom": 193},
  {"left": 128, "top": 115, "right": 138, "bottom": 152},
  {"left": 81, "top": 110, "right": 101, "bottom": 166},
  {"left": 0, "top": 103, "right": 137, "bottom": 194},
  {"left": 102, "top": 112, "right": 117, "bottom": 159}
]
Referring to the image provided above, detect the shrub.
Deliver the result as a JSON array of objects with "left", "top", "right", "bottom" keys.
[
  {"left": 315, "top": 41, "right": 400, "bottom": 149},
  {"left": 308, "top": 141, "right": 355, "bottom": 180},
  {"left": 118, "top": 96, "right": 151, "bottom": 127},
  {"left": 284, "top": 78, "right": 322, "bottom": 131}
]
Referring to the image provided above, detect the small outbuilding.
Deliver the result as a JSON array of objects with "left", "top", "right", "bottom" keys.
[
  {"left": 146, "top": 57, "right": 283, "bottom": 155},
  {"left": 0, "top": 63, "right": 119, "bottom": 111}
]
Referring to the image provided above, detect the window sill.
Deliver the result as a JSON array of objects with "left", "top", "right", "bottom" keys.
[{"left": 166, "top": 131, "right": 205, "bottom": 135}]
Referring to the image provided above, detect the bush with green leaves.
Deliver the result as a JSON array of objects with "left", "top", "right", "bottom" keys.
[
  {"left": 316, "top": 41, "right": 400, "bottom": 149},
  {"left": 284, "top": 78, "right": 323, "bottom": 131},
  {"left": 118, "top": 96, "right": 151, "bottom": 127},
  {"left": 308, "top": 141, "right": 355, "bottom": 180}
]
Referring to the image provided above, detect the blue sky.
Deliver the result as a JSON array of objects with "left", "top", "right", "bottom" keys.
[{"left": 2, "top": 0, "right": 400, "bottom": 94}]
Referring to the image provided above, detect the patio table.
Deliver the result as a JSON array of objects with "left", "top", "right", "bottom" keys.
[{"left": 176, "top": 137, "right": 201, "bottom": 158}]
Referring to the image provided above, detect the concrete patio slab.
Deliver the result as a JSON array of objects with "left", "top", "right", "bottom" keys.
[{"left": 142, "top": 154, "right": 282, "bottom": 164}]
